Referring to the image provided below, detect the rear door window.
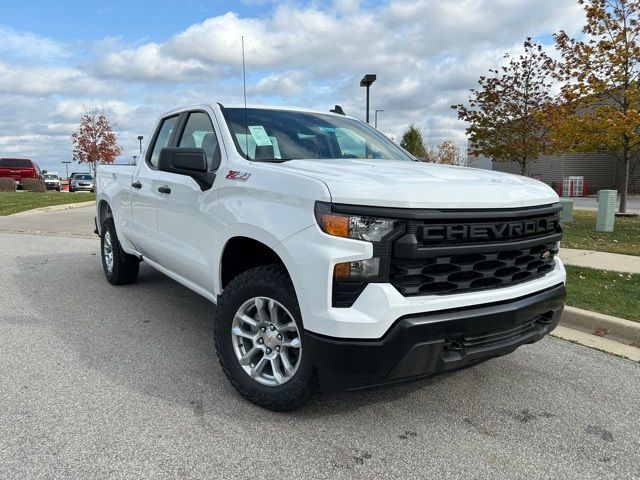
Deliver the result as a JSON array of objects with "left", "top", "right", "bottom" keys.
[{"left": 0, "top": 159, "right": 32, "bottom": 168}]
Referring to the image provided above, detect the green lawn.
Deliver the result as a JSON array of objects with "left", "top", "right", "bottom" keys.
[
  {"left": 561, "top": 210, "right": 640, "bottom": 256},
  {"left": 566, "top": 265, "right": 640, "bottom": 322},
  {"left": 0, "top": 192, "right": 95, "bottom": 216}
]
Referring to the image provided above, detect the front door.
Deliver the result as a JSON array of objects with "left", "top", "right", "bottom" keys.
[
  {"left": 130, "top": 114, "right": 179, "bottom": 262},
  {"left": 154, "top": 110, "right": 223, "bottom": 292}
]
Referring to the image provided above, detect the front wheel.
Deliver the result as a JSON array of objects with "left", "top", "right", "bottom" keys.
[
  {"left": 101, "top": 218, "right": 140, "bottom": 285},
  {"left": 214, "top": 265, "right": 316, "bottom": 411}
]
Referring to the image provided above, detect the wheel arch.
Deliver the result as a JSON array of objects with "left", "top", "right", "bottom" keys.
[
  {"left": 97, "top": 200, "right": 112, "bottom": 234},
  {"left": 219, "top": 236, "right": 294, "bottom": 292}
]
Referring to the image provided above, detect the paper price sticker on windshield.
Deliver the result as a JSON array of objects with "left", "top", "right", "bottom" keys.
[{"left": 248, "top": 125, "right": 273, "bottom": 146}]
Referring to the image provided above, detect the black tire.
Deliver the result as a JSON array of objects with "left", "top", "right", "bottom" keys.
[
  {"left": 214, "top": 265, "right": 317, "bottom": 411},
  {"left": 101, "top": 218, "right": 140, "bottom": 285}
]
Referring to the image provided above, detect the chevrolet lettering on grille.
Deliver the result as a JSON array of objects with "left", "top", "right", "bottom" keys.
[{"left": 421, "top": 218, "right": 559, "bottom": 242}]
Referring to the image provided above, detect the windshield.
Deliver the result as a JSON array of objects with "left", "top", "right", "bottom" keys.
[
  {"left": 44, "top": 174, "right": 57, "bottom": 180},
  {"left": 76, "top": 175, "right": 92, "bottom": 180},
  {"left": 221, "top": 108, "right": 414, "bottom": 162}
]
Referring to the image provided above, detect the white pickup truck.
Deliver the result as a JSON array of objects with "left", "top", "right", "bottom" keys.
[{"left": 96, "top": 103, "right": 566, "bottom": 411}]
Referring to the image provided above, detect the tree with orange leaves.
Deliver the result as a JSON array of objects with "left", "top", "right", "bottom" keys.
[
  {"left": 71, "top": 110, "right": 123, "bottom": 178},
  {"left": 550, "top": 0, "right": 640, "bottom": 213}
]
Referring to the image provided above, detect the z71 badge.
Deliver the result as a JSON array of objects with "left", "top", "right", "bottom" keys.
[{"left": 225, "top": 170, "right": 251, "bottom": 182}]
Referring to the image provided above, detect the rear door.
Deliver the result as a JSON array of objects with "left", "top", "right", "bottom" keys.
[
  {"left": 129, "top": 114, "right": 180, "bottom": 262},
  {"left": 153, "top": 109, "right": 223, "bottom": 292}
]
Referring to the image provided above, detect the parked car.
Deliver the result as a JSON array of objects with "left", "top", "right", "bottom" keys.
[
  {"left": 44, "top": 173, "right": 61, "bottom": 191},
  {"left": 0, "top": 158, "right": 43, "bottom": 188},
  {"left": 69, "top": 174, "right": 94, "bottom": 192},
  {"left": 96, "top": 103, "right": 566, "bottom": 411},
  {"left": 68, "top": 172, "right": 90, "bottom": 186}
]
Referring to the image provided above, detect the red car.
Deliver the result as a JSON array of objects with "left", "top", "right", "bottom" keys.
[{"left": 0, "top": 158, "right": 43, "bottom": 188}]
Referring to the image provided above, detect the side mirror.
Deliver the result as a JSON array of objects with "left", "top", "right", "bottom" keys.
[{"left": 158, "top": 147, "right": 207, "bottom": 176}]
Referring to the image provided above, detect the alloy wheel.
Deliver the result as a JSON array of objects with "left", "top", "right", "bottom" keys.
[{"left": 231, "top": 297, "right": 302, "bottom": 386}]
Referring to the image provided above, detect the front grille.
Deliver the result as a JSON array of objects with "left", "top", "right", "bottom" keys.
[
  {"left": 389, "top": 204, "right": 562, "bottom": 297},
  {"left": 390, "top": 241, "right": 558, "bottom": 295}
]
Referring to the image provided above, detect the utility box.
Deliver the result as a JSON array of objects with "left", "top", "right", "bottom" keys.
[
  {"left": 596, "top": 190, "right": 617, "bottom": 232},
  {"left": 559, "top": 198, "right": 573, "bottom": 223}
]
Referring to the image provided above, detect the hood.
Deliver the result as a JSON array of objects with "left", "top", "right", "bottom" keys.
[{"left": 269, "top": 159, "right": 558, "bottom": 209}]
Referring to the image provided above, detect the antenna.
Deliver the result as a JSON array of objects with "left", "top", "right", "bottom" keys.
[{"left": 242, "top": 36, "right": 249, "bottom": 158}]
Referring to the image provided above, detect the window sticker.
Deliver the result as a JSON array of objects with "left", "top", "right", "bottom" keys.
[{"left": 248, "top": 125, "right": 273, "bottom": 146}]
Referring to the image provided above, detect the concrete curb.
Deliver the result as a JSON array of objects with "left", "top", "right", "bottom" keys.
[
  {"left": 560, "top": 305, "right": 640, "bottom": 347},
  {"left": 552, "top": 326, "right": 640, "bottom": 362},
  {"left": 10, "top": 201, "right": 96, "bottom": 216}
]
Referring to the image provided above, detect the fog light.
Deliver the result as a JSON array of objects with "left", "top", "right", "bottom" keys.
[{"left": 334, "top": 258, "right": 380, "bottom": 281}]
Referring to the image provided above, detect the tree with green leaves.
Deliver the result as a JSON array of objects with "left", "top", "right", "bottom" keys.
[
  {"left": 400, "top": 124, "right": 428, "bottom": 158},
  {"left": 453, "top": 38, "right": 554, "bottom": 174},
  {"left": 548, "top": 0, "right": 640, "bottom": 213}
]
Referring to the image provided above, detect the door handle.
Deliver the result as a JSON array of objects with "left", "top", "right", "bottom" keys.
[
  {"left": 131, "top": 181, "right": 142, "bottom": 189},
  {"left": 158, "top": 185, "right": 171, "bottom": 194}
]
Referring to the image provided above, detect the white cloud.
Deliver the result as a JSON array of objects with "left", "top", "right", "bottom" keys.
[
  {"left": 0, "top": 1, "right": 587, "bottom": 172},
  {"left": 96, "top": 43, "right": 213, "bottom": 82},
  {"left": 0, "top": 25, "right": 69, "bottom": 60},
  {"left": 0, "top": 63, "right": 111, "bottom": 96}
]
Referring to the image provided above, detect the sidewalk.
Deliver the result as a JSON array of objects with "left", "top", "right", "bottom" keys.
[{"left": 560, "top": 248, "right": 640, "bottom": 274}]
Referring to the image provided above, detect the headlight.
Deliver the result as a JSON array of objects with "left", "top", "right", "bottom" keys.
[
  {"left": 315, "top": 202, "right": 402, "bottom": 284},
  {"left": 314, "top": 202, "right": 398, "bottom": 242}
]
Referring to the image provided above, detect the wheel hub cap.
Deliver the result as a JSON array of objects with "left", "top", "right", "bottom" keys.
[
  {"left": 231, "top": 297, "right": 302, "bottom": 386},
  {"left": 103, "top": 231, "right": 114, "bottom": 273}
]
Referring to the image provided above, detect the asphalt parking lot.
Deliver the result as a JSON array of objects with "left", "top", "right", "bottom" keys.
[{"left": 0, "top": 207, "right": 639, "bottom": 479}]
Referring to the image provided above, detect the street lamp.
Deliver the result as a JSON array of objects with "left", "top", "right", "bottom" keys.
[
  {"left": 359, "top": 74, "right": 377, "bottom": 123},
  {"left": 132, "top": 155, "right": 137, "bottom": 165},
  {"left": 62, "top": 161, "right": 71, "bottom": 178},
  {"left": 137, "top": 135, "right": 144, "bottom": 155},
  {"left": 374, "top": 109, "right": 384, "bottom": 129}
]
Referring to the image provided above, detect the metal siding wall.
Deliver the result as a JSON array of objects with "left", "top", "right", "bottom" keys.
[
  {"left": 491, "top": 161, "right": 521, "bottom": 174},
  {"left": 564, "top": 152, "right": 617, "bottom": 192},
  {"left": 615, "top": 160, "right": 640, "bottom": 193},
  {"left": 527, "top": 154, "right": 563, "bottom": 185}
]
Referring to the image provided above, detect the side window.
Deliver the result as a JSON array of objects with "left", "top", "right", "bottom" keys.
[
  {"left": 178, "top": 112, "right": 221, "bottom": 171},
  {"left": 148, "top": 116, "right": 179, "bottom": 168}
]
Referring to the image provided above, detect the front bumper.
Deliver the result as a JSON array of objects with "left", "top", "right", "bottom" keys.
[{"left": 305, "top": 283, "right": 565, "bottom": 391}]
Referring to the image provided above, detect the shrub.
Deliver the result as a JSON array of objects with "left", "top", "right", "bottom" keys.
[
  {"left": 21, "top": 178, "right": 46, "bottom": 192},
  {"left": 0, "top": 177, "right": 16, "bottom": 192}
]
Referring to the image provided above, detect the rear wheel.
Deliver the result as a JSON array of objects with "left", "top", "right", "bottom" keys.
[
  {"left": 215, "top": 265, "right": 316, "bottom": 411},
  {"left": 101, "top": 218, "right": 140, "bottom": 285}
]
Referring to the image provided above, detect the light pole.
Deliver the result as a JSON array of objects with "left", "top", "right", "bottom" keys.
[
  {"left": 374, "top": 109, "right": 384, "bottom": 129},
  {"left": 137, "top": 135, "right": 144, "bottom": 155},
  {"left": 359, "top": 74, "right": 376, "bottom": 123},
  {"left": 62, "top": 161, "right": 71, "bottom": 178}
]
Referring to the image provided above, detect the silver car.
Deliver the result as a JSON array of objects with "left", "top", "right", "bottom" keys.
[{"left": 70, "top": 174, "right": 94, "bottom": 192}]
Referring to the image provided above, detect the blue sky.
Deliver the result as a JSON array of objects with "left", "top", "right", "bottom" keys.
[
  {"left": 0, "top": 0, "right": 585, "bottom": 173},
  {"left": 0, "top": 1, "right": 271, "bottom": 41}
]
